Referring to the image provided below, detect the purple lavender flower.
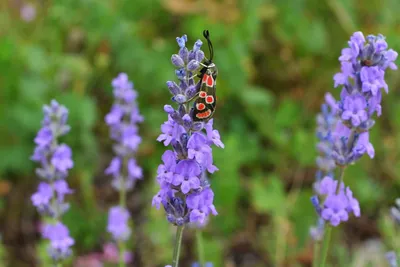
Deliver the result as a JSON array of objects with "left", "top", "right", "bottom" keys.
[
  {"left": 31, "top": 100, "right": 74, "bottom": 262},
  {"left": 105, "top": 73, "right": 143, "bottom": 192},
  {"left": 312, "top": 176, "right": 360, "bottom": 227},
  {"left": 311, "top": 32, "right": 396, "bottom": 230},
  {"left": 330, "top": 32, "right": 397, "bottom": 166},
  {"left": 386, "top": 251, "right": 398, "bottom": 267},
  {"left": 152, "top": 34, "right": 223, "bottom": 226},
  {"left": 51, "top": 144, "right": 74, "bottom": 173},
  {"left": 42, "top": 222, "right": 74, "bottom": 261},
  {"left": 104, "top": 73, "right": 142, "bottom": 263},
  {"left": 107, "top": 206, "right": 131, "bottom": 241}
]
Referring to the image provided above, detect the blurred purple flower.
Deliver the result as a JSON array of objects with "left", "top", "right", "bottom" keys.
[
  {"left": 51, "top": 144, "right": 74, "bottom": 173},
  {"left": 104, "top": 74, "right": 142, "bottom": 263},
  {"left": 31, "top": 182, "right": 53, "bottom": 208},
  {"left": 31, "top": 100, "right": 74, "bottom": 262},
  {"left": 107, "top": 206, "right": 131, "bottom": 241},
  {"left": 42, "top": 222, "right": 74, "bottom": 261},
  {"left": 34, "top": 127, "right": 53, "bottom": 147},
  {"left": 386, "top": 251, "right": 398, "bottom": 267},
  {"left": 105, "top": 73, "right": 143, "bottom": 192}
]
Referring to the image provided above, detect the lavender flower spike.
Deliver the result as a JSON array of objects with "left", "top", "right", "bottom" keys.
[
  {"left": 152, "top": 34, "right": 223, "bottom": 226},
  {"left": 31, "top": 100, "right": 74, "bottom": 262},
  {"left": 311, "top": 32, "right": 397, "bottom": 229},
  {"left": 331, "top": 32, "right": 397, "bottom": 166},
  {"left": 104, "top": 73, "right": 143, "bottom": 264}
]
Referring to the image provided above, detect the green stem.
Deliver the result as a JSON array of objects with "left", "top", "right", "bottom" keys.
[
  {"left": 312, "top": 241, "right": 321, "bottom": 267},
  {"left": 118, "top": 175, "right": 127, "bottom": 267},
  {"left": 319, "top": 226, "right": 332, "bottom": 267},
  {"left": 118, "top": 240, "right": 126, "bottom": 267},
  {"left": 274, "top": 216, "right": 285, "bottom": 267},
  {"left": 172, "top": 226, "right": 185, "bottom": 267},
  {"left": 320, "top": 165, "right": 346, "bottom": 267},
  {"left": 195, "top": 230, "right": 205, "bottom": 266},
  {"left": 335, "top": 166, "right": 346, "bottom": 194}
]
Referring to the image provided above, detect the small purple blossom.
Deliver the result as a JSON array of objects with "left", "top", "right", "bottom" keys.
[
  {"left": 34, "top": 127, "right": 53, "bottom": 147},
  {"left": 42, "top": 222, "right": 74, "bottom": 261},
  {"left": 341, "top": 94, "right": 368, "bottom": 127},
  {"left": 172, "top": 160, "right": 201, "bottom": 194},
  {"left": 205, "top": 119, "right": 224, "bottom": 148},
  {"left": 51, "top": 144, "right": 74, "bottom": 173},
  {"left": 107, "top": 206, "right": 131, "bottom": 241},
  {"left": 31, "top": 182, "right": 53, "bottom": 208},
  {"left": 312, "top": 176, "right": 360, "bottom": 227},
  {"left": 31, "top": 100, "right": 74, "bottom": 262},
  {"left": 186, "top": 188, "right": 218, "bottom": 224},
  {"left": 153, "top": 33, "right": 224, "bottom": 226},
  {"left": 157, "top": 115, "right": 185, "bottom": 146}
]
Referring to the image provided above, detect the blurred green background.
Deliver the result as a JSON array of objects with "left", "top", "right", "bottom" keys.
[{"left": 1, "top": 0, "right": 400, "bottom": 266}]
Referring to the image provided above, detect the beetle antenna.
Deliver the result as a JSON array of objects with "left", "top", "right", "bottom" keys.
[{"left": 203, "top": 30, "right": 214, "bottom": 61}]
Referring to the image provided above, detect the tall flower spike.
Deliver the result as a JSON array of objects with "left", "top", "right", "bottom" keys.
[
  {"left": 152, "top": 34, "right": 223, "bottom": 226},
  {"left": 104, "top": 73, "right": 143, "bottom": 262},
  {"left": 31, "top": 100, "right": 74, "bottom": 262},
  {"left": 310, "top": 31, "right": 398, "bottom": 228},
  {"left": 330, "top": 32, "right": 397, "bottom": 166}
]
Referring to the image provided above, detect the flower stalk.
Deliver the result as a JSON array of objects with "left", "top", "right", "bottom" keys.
[
  {"left": 31, "top": 100, "right": 74, "bottom": 264},
  {"left": 172, "top": 226, "right": 185, "bottom": 267},
  {"left": 196, "top": 230, "right": 205, "bottom": 266},
  {"left": 104, "top": 73, "right": 143, "bottom": 266}
]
